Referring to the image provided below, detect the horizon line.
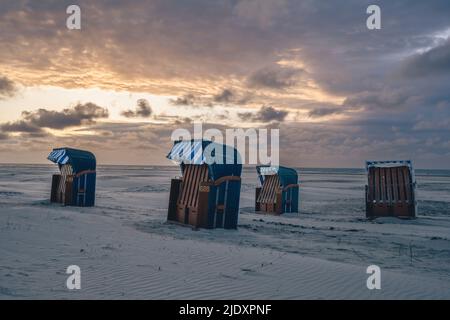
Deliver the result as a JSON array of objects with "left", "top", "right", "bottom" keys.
[{"left": 0, "top": 162, "right": 449, "bottom": 171}]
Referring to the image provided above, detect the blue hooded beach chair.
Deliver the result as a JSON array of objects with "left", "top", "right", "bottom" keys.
[
  {"left": 47, "top": 147, "right": 96, "bottom": 207},
  {"left": 255, "top": 165, "right": 299, "bottom": 214},
  {"left": 166, "top": 140, "right": 242, "bottom": 229}
]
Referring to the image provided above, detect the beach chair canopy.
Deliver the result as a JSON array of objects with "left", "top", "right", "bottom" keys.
[
  {"left": 366, "top": 160, "right": 413, "bottom": 171},
  {"left": 256, "top": 165, "right": 298, "bottom": 187},
  {"left": 167, "top": 140, "right": 242, "bottom": 181},
  {"left": 47, "top": 147, "right": 96, "bottom": 174}
]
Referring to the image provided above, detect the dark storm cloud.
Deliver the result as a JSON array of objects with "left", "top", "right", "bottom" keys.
[
  {"left": 22, "top": 103, "right": 109, "bottom": 129},
  {"left": 247, "top": 66, "right": 303, "bottom": 89},
  {"left": 1, "top": 120, "right": 43, "bottom": 133},
  {"left": 211, "top": 89, "right": 252, "bottom": 105},
  {"left": 214, "top": 89, "right": 234, "bottom": 103},
  {"left": 400, "top": 40, "right": 450, "bottom": 78},
  {"left": 308, "top": 107, "right": 343, "bottom": 118},
  {"left": 0, "top": 76, "right": 17, "bottom": 99},
  {"left": 256, "top": 106, "right": 289, "bottom": 122},
  {"left": 121, "top": 99, "right": 152, "bottom": 118},
  {"left": 238, "top": 105, "right": 289, "bottom": 122},
  {"left": 169, "top": 94, "right": 196, "bottom": 106},
  {"left": 174, "top": 117, "right": 193, "bottom": 125},
  {"left": 1, "top": 103, "right": 109, "bottom": 132},
  {"left": 343, "top": 88, "right": 421, "bottom": 110},
  {"left": 169, "top": 93, "right": 222, "bottom": 108}
]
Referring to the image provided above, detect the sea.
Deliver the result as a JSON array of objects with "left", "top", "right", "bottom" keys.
[{"left": 0, "top": 164, "right": 449, "bottom": 217}]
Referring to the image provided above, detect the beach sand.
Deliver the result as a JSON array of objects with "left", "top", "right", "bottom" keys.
[{"left": 1, "top": 165, "right": 449, "bottom": 299}]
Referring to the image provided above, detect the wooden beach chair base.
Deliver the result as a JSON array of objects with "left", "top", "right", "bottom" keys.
[
  {"left": 255, "top": 175, "right": 283, "bottom": 215},
  {"left": 167, "top": 164, "right": 210, "bottom": 228},
  {"left": 167, "top": 164, "right": 241, "bottom": 229},
  {"left": 50, "top": 173, "right": 73, "bottom": 206},
  {"left": 366, "top": 165, "right": 416, "bottom": 219}
]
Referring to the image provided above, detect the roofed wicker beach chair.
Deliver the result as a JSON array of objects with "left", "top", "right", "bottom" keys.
[
  {"left": 255, "top": 165, "right": 299, "bottom": 215},
  {"left": 365, "top": 160, "right": 417, "bottom": 219},
  {"left": 166, "top": 140, "right": 242, "bottom": 229},
  {"left": 47, "top": 147, "right": 96, "bottom": 207}
]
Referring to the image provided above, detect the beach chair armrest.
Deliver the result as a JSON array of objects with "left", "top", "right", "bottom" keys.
[
  {"left": 282, "top": 184, "right": 299, "bottom": 191},
  {"left": 75, "top": 170, "right": 96, "bottom": 177},
  {"left": 212, "top": 176, "right": 241, "bottom": 186}
]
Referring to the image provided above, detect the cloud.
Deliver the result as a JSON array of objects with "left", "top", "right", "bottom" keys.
[
  {"left": 121, "top": 99, "right": 153, "bottom": 118},
  {"left": 413, "top": 118, "right": 450, "bottom": 131},
  {"left": 254, "top": 105, "right": 289, "bottom": 122},
  {"left": 1, "top": 114, "right": 450, "bottom": 168},
  {"left": 169, "top": 94, "right": 196, "bottom": 106},
  {"left": 0, "top": 75, "right": 17, "bottom": 99},
  {"left": 343, "top": 89, "right": 420, "bottom": 111},
  {"left": 308, "top": 107, "right": 343, "bottom": 118},
  {"left": 169, "top": 93, "right": 217, "bottom": 108},
  {"left": 247, "top": 66, "right": 303, "bottom": 89},
  {"left": 1, "top": 103, "right": 109, "bottom": 132},
  {"left": 238, "top": 105, "right": 289, "bottom": 122},
  {"left": 211, "top": 88, "right": 252, "bottom": 105},
  {"left": 232, "top": 0, "right": 289, "bottom": 29},
  {"left": 23, "top": 103, "right": 109, "bottom": 129},
  {"left": 400, "top": 39, "right": 450, "bottom": 77},
  {"left": 174, "top": 117, "right": 193, "bottom": 125},
  {"left": 213, "top": 89, "right": 234, "bottom": 103},
  {"left": 1, "top": 1, "right": 450, "bottom": 167},
  {"left": 1, "top": 120, "right": 43, "bottom": 133},
  {"left": 0, "top": 0, "right": 449, "bottom": 99}
]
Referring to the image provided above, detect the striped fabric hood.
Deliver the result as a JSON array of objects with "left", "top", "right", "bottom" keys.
[
  {"left": 48, "top": 147, "right": 96, "bottom": 174},
  {"left": 256, "top": 165, "right": 298, "bottom": 187},
  {"left": 167, "top": 140, "right": 242, "bottom": 181},
  {"left": 167, "top": 140, "right": 240, "bottom": 165}
]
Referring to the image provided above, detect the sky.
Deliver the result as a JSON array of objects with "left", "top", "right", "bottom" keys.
[{"left": 0, "top": 0, "right": 449, "bottom": 168}]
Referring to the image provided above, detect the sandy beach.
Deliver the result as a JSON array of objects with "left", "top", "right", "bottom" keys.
[{"left": 1, "top": 164, "right": 449, "bottom": 299}]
